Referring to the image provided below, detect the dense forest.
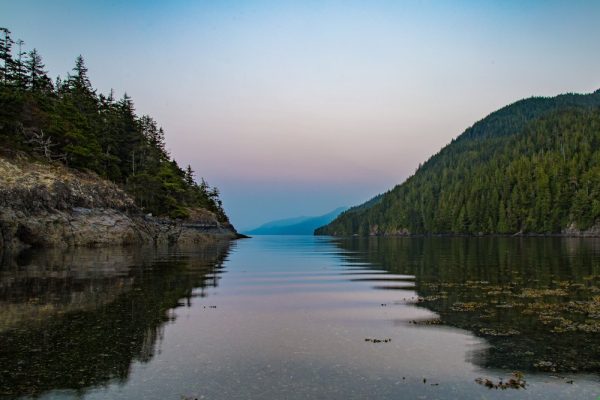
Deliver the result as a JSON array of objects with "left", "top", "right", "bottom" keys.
[
  {"left": 317, "top": 90, "right": 600, "bottom": 236},
  {"left": 0, "top": 28, "right": 228, "bottom": 221}
]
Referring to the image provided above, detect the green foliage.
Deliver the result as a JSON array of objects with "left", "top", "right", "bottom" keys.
[
  {"left": 317, "top": 93, "right": 600, "bottom": 235},
  {"left": 0, "top": 28, "right": 228, "bottom": 221}
]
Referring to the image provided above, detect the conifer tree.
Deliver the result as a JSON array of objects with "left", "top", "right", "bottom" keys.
[
  {"left": 12, "top": 39, "right": 27, "bottom": 88},
  {"left": 24, "top": 48, "right": 52, "bottom": 92},
  {"left": 0, "top": 27, "right": 13, "bottom": 83}
]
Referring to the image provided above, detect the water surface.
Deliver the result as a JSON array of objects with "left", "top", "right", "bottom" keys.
[{"left": 1, "top": 236, "right": 599, "bottom": 399}]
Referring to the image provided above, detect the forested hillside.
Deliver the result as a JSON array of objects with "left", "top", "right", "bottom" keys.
[
  {"left": 317, "top": 90, "right": 600, "bottom": 236},
  {"left": 0, "top": 28, "right": 227, "bottom": 221}
]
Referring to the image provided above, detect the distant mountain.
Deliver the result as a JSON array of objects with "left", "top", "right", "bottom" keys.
[
  {"left": 246, "top": 207, "right": 347, "bottom": 235},
  {"left": 317, "top": 89, "right": 600, "bottom": 236}
]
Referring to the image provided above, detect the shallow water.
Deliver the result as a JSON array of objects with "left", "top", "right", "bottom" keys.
[{"left": 0, "top": 236, "right": 599, "bottom": 399}]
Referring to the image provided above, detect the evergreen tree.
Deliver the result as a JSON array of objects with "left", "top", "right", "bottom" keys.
[
  {"left": 185, "top": 165, "right": 195, "bottom": 185},
  {"left": 24, "top": 48, "right": 52, "bottom": 92},
  {"left": 0, "top": 28, "right": 14, "bottom": 84},
  {"left": 11, "top": 39, "right": 27, "bottom": 89}
]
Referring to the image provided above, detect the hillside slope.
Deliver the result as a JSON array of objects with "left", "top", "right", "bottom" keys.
[
  {"left": 316, "top": 90, "right": 600, "bottom": 236},
  {"left": 0, "top": 28, "right": 229, "bottom": 223}
]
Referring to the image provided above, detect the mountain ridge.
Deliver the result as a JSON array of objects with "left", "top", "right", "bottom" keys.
[
  {"left": 316, "top": 89, "right": 600, "bottom": 236},
  {"left": 246, "top": 207, "right": 347, "bottom": 235}
]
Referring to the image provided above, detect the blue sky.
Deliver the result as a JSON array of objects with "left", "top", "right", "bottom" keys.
[{"left": 2, "top": 0, "right": 600, "bottom": 230}]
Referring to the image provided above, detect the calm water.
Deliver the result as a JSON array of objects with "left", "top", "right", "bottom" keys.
[{"left": 1, "top": 236, "right": 599, "bottom": 399}]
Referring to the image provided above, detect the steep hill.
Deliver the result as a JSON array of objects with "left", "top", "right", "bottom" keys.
[
  {"left": 0, "top": 28, "right": 229, "bottom": 223},
  {"left": 246, "top": 207, "right": 346, "bottom": 235},
  {"left": 316, "top": 90, "right": 600, "bottom": 236},
  {"left": 0, "top": 28, "right": 238, "bottom": 249}
]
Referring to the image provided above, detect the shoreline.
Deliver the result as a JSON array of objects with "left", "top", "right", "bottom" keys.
[
  {"left": 317, "top": 232, "right": 600, "bottom": 238},
  {"left": 0, "top": 156, "right": 240, "bottom": 252}
]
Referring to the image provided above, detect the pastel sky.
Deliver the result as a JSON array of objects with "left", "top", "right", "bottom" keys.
[{"left": 2, "top": 1, "right": 600, "bottom": 230}]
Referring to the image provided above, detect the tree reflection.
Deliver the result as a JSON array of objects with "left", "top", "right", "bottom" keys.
[
  {"left": 334, "top": 237, "right": 600, "bottom": 374},
  {"left": 0, "top": 242, "right": 232, "bottom": 398}
]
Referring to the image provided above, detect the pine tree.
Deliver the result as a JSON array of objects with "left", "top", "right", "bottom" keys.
[
  {"left": 0, "top": 28, "right": 14, "bottom": 84},
  {"left": 185, "top": 165, "right": 195, "bottom": 185},
  {"left": 497, "top": 202, "right": 508, "bottom": 233},
  {"left": 70, "top": 55, "right": 93, "bottom": 92},
  {"left": 16, "top": 39, "right": 28, "bottom": 85},
  {"left": 24, "top": 48, "right": 52, "bottom": 92}
]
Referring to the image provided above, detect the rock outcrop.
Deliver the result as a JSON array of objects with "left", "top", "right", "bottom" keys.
[
  {"left": 561, "top": 223, "right": 600, "bottom": 237},
  {"left": 0, "top": 156, "right": 237, "bottom": 251}
]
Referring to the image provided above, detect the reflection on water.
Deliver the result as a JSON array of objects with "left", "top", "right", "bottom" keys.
[
  {"left": 0, "top": 243, "right": 231, "bottom": 398},
  {"left": 333, "top": 237, "right": 600, "bottom": 374},
  {"left": 0, "top": 236, "right": 599, "bottom": 399}
]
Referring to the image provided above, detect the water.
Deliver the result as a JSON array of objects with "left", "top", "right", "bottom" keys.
[{"left": 0, "top": 236, "right": 599, "bottom": 399}]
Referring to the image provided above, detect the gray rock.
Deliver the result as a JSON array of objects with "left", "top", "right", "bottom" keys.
[{"left": 0, "top": 158, "right": 237, "bottom": 251}]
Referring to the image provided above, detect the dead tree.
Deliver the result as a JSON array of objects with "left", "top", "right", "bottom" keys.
[{"left": 22, "top": 127, "right": 65, "bottom": 161}]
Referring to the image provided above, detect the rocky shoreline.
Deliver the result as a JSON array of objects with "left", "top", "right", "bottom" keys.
[
  {"left": 329, "top": 230, "right": 600, "bottom": 238},
  {"left": 0, "top": 156, "right": 239, "bottom": 252},
  {"left": 320, "top": 224, "right": 600, "bottom": 237}
]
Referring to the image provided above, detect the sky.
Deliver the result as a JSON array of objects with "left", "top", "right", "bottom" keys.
[{"left": 2, "top": 0, "right": 600, "bottom": 230}]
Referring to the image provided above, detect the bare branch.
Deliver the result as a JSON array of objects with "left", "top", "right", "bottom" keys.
[{"left": 22, "top": 127, "right": 66, "bottom": 161}]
